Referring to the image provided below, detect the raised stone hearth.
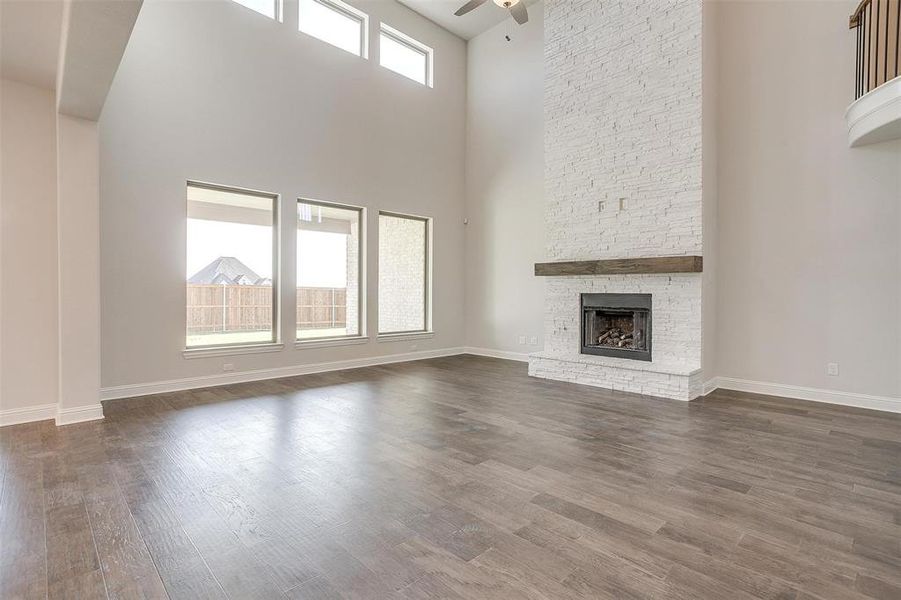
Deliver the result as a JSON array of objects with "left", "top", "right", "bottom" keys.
[{"left": 530, "top": 351, "right": 703, "bottom": 401}]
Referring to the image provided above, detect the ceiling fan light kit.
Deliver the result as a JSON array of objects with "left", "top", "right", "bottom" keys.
[{"left": 454, "top": 0, "right": 529, "bottom": 25}]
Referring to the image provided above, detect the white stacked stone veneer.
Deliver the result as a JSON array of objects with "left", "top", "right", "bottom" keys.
[{"left": 529, "top": 0, "right": 705, "bottom": 401}]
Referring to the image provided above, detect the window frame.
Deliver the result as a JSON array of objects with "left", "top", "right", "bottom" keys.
[
  {"left": 299, "top": 0, "right": 369, "bottom": 59},
  {"left": 295, "top": 197, "right": 366, "bottom": 344},
  {"left": 184, "top": 180, "right": 281, "bottom": 353},
  {"left": 231, "top": 0, "right": 283, "bottom": 22},
  {"left": 378, "top": 23, "right": 433, "bottom": 88},
  {"left": 377, "top": 210, "right": 432, "bottom": 337}
]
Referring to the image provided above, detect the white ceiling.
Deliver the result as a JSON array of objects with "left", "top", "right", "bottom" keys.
[
  {"left": 397, "top": 0, "right": 539, "bottom": 41},
  {"left": 0, "top": 0, "right": 64, "bottom": 89}
]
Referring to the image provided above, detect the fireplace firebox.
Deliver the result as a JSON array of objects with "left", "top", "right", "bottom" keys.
[{"left": 580, "top": 293, "right": 652, "bottom": 361}]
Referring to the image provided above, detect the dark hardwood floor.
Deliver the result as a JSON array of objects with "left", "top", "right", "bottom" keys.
[{"left": 2, "top": 355, "right": 900, "bottom": 599}]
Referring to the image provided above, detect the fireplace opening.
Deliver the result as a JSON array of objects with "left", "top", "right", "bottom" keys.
[{"left": 581, "top": 293, "right": 652, "bottom": 361}]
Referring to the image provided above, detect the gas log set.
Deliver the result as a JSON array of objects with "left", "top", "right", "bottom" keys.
[{"left": 596, "top": 327, "right": 638, "bottom": 348}]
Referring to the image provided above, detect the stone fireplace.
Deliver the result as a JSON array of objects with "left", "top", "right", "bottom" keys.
[
  {"left": 581, "top": 293, "right": 651, "bottom": 361},
  {"left": 529, "top": 274, "right": 703, "bottom": 401},
  {"left": 528, "top": 0, "right": 709, "bottom": 402}
]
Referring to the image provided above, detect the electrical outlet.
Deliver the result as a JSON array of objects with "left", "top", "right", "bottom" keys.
[
  {"left": 619, "top": 198, "right": 628, "bottom": 211},
  {"left": 826, "top": 362, "right": 839, "bottom": 376},
  {"left": 222, "top": 363, "right": 235, "bottom": 372},
  {"left": 598, "top": 200, "right": 605, "bottom": 212},
  {"left": 529, "top": 336, "right": 538, "bottom": 345},
  {"left": 518, "top": 336, "right": 526, "bottom": 345}
]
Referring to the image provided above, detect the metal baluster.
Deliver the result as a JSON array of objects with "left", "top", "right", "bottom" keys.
[
  {"left": 857, "top": 18, "right": 862, "bottom": 97},
  {"left": 884, "top": 0, "right": 889, "bottom": 83},
  {"left": 861, "top": 7, "right": 864, "bottom": 94},
  {"left": 876, "top": 0, "right": 881, "bottom": 87},
  {"left": 895, "top": 0, "right": 900, "bottom": 80},
  {"left": 867, "top": 4, "right": 871, "bottom": 93}
]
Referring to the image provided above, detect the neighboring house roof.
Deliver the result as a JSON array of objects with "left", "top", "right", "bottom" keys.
[{"left": 188, "top": 257, "right": 270, "bottom": 285}]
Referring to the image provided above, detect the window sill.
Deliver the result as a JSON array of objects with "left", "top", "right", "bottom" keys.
[
  {"left": 295, "top": 336, "right": 369, "bottom": 350},
  {"left": 377, "top": 331, "right": 434, "bottom": 343},
  {"left": 183, "top": 343, "right": 284, "bottom": 359}
]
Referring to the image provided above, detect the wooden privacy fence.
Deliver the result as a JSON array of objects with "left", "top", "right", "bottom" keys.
[
  {"left": 297, "top": 287, "right": 347, "bottom": 330},
  {"left": 187, "top": 285, "right": 346, "bottom": 333}
]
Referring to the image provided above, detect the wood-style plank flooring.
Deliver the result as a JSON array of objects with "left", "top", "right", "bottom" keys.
[{"left": 2, "top": 355, "right": 900, "bottom": 599}]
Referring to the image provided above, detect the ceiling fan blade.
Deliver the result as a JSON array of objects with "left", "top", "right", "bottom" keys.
[
  {"left": 510, "top": 1, "right": 528, "bottom": 24},
  {"left": 454, "top": 0, "right": 488, "bottom": 16}
]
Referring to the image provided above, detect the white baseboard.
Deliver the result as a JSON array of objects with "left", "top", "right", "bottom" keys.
[
  {"left": 707, "top": 376, "right": 901, "bottom": 414},
  {"left": 702, "top": 377, "right": 720, "bottom": 396},
  {"left": 101, "top": 347, "right": 466, "bottom": 400},
  {"left": 0, "top": 403, "right": 57, "bottom": 427},
  {"left": 463, "top": 347, "right": 531, "bottom": 362},
  {"left": 56, "top": 404, "right": 105, "bottom": 426}
]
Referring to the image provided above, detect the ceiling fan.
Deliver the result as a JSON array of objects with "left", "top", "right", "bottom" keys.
[{"left": 454, "top": 0, "right": 528, "bottom": 25}]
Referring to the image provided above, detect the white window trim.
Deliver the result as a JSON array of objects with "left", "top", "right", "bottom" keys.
[
  {"left": 183, "top": 343, "right": 285, "bottom": 359},
  {"left": 300, "top": 0, "right": 370, "bottom": 59},
  {"left": 377, "top": 332, "right": 434, "bottom": 343},
  {"left": 295, "top": 197, "right": 367, "bottom": 343},
  {"left": 295, "top": 335, "right": 369, "bottom": 350},
  {"left": 379, "top": 22, "right": 434, "bottom": 88},
  {"left": 231, "top": 0, "right": 283, "bottom": 22},
  {"left": 377, "top": 210, "right": 433, "bottom": 337}
]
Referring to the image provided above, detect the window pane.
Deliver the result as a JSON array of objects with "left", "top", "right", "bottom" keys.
[
  {"left": 232, "top": 0, "right": 277, "bottom": 19},
  {"left": 297, "top": 201, "right": 361, "bottom": 340},
  {"left": 379, "top": 214, "right": 428, "bottom": 334},
  {"left": 186, "top": 184, "right": 276, "bottom": 348},
  {"left": 299, "top": 0, "right": 364, "bottom": 57},
  {"left": 379, "top": 28, "right": 429, "bottom": 86}
]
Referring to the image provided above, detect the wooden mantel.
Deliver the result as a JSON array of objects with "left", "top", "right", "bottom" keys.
[{"left": 534, "top": 256, "right": 703, "bottom": 276}]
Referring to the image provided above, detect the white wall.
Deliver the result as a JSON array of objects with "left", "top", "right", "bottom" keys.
[
  {"left": 57, "top": 114, "right": 102, "bottom": 418},
  {"left": 716, "top": 0, "right": 901, "bottom": 398},
  {"left": 99, "top": 0, "right": 467, "bottom": 389},
  {"left": 464, "top": 5, "right": 545, "bottom": 357},
  {"left": 701, "top": 0, "right": 718, "bottom": 382},
  {"left": 0, "top": 79, "right": 59, "bottom": 414}
]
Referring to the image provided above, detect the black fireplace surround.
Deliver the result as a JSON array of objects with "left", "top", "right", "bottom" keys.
[{"left": 580, "top": 293, "right": 652, "bottom": 361}]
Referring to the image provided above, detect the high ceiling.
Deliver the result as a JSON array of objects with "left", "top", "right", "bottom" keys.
[
  {"left": 397, "top": 0, "right": 540, "bottom": 40},
  {"left": 0, "top": 0, "right": 536, "bottom": 92},
  {"left": 0, "top": 0, "right": 532, "bottom": 93},
  {"left": 0, "top": 0, "right": 64, "bottom": 89}
]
